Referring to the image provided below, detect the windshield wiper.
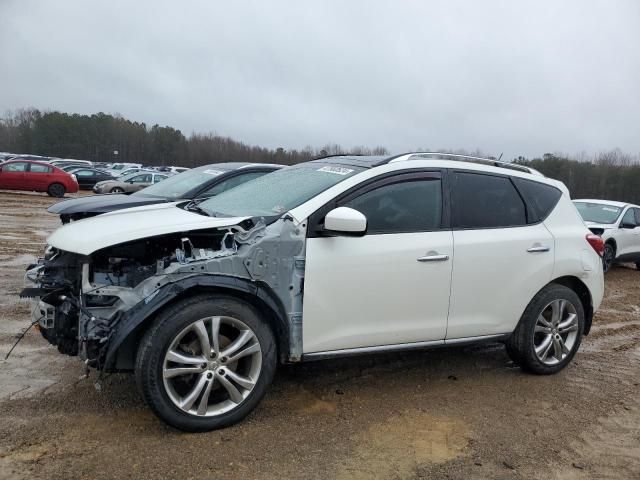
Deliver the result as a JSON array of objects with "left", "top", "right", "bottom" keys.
[{"left": 184, "top": 200, "right": 213, "bottom": 217}]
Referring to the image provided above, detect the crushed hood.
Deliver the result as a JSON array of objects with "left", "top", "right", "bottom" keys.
[{"left": 47, "top": 202, "right": 249, "bottom": 255}]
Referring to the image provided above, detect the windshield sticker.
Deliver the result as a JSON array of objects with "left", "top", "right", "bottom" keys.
[
  {"left": 203, "top": 169, "right": 225, "bottom": 176},
  {"left": 602, "top": 207, "right": 619, "bottom": 212},
  {"left": 317, "top": 166, "right": 354, "bottom": 175}
]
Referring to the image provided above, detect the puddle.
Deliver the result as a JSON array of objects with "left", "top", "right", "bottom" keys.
[{"left": 336, "top": 410, "right": 469, "bottom": 479}]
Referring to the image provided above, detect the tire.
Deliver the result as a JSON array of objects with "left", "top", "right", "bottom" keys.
[
  {"left": 635, "top": 262, "right": 640, "bottom": 271},
  {"left": 505, "top": 284, "right": 584, "bottom": 375},
  {"left": 603, "top": 243, "right": 615, "bottom": 273},
  {"left": 135, "top": 294, "right": 276, "bottom": 432},
  {"left": 47, "top": 183, "right": 66, "bottom": 198},
  {"left": 110, "top": 187, "right": 125, "bottom": 194}
]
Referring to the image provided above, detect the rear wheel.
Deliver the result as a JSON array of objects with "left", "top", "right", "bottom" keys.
[
  {"left": 135, "top": 295, "right": 276, "bottom": 431},
  {"left": 603, "top": 243, "right": 615, "bottom": 273},
  {"left": 506, "top": 284, "right": 583, "bottom": 375},
  {"left": 110, "top": 187, "right": 125, "bottom": 193},
  {"left": 47, "top": 183, "right": 66, "bottom": 198}
]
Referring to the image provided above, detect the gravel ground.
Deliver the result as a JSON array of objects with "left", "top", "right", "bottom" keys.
[{"left": 0, "top": 191, "right": 638, "bottom": 480}]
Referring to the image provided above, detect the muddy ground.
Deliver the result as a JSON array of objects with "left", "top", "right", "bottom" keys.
[{"left": 0, "top": 190, "right": 638, "bottom": 480}]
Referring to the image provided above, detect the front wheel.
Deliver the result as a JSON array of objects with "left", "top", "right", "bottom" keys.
[
  {"left": 135, "top": 295, "right": 276, "bottom": 431},
  {"left": 505, "top": 284, "right": 583, "bottom": 375},
  {"left": 110, "top": 187, "right": 125, "bottom": 194}
]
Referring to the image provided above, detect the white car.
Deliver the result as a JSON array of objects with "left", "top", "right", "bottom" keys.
[
  {"left": 574, "top": 199, "right": 640, "bottom": 272},
  {"left": 24, "top": 153, "right": 604, "bottom": 431}
]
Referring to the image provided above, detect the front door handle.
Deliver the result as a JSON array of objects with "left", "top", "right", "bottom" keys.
[
  {"left": 527, "top": 245, "right": 550, "bottom": 253},
  {"left": 417, "top": 253, "right": 449, "bottom": 262}
]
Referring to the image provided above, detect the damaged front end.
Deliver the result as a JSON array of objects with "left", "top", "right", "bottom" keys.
[{"left": 22, "top": 216, "right": 306, "bottom": 372}]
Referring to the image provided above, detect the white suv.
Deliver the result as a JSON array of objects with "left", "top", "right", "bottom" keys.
[
  {"left": 574, "top": 199, "right": 640, "bottom": 272},
  {"left": 24, "top": 153, "right": 604, "bottom": 431}
]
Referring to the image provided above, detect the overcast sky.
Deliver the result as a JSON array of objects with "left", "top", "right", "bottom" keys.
[{"left": 1, "top": 0, "right": 639, "bottom": 159}]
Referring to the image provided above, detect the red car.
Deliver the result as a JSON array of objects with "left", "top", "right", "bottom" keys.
[{"left": 0, "top": 160, "right": 79, "bottom": 197}]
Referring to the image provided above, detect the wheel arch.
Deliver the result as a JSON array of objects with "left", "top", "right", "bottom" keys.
[
  {"left": 548, "top": 276, "right": 594, "bottom": 335},
  {"left": 104, "top": 275, "right": 290, "bottom": 372}
]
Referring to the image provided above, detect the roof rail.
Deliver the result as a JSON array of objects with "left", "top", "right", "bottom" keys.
[{"left": 387, "top": 152, "right": 541, "bottom": 175}]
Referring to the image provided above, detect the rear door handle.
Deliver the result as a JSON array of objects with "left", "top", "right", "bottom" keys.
[
  {"left": 527, "top": 245, "right": 550, "bottom": 253},
  {"left": 417, "top": 253, "right": 449, "bottom": 262}
]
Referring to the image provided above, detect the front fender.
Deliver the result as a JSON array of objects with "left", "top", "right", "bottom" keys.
[{"left": 103, "top": 274, "right": 289, "bottom": 371}]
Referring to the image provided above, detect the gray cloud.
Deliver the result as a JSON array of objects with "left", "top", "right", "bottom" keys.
[{"left": 1, "top": 0, "right": 639, "bottom": 159}]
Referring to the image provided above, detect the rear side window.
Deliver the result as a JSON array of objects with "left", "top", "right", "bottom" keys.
[
  {"left": 512, "top": 178, "right": 562, "bottom": 223},
  {"left": 28, "top": 163, "right": 52, "bottom": 173},
  {"left": 343, "top": 178, "right": 442, "bottom": 234},
  {"left": 452, "top": 172, "right": 526, "bottom": 229}
]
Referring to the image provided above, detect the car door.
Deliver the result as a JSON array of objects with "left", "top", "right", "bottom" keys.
[
  {"left": 446, "top": 171, "right": 555, "bottom": 339},
  {"left": 72, "top": 169, "right": 95, "bottom": 189},
  {"left": 0, "top": 162, "right": 29, "bottom": 190},
  {"left": 302, "top": 171, "right": 453, "bottom": 354},
  {"left": 126, "top": 174, "right": 152, "bottom": 192},
  {"left": 27, "top": 162, "right": 54, "bottom": 190},
  {"left": 615, "top": 207, "right": 640, "bottom": 258}
]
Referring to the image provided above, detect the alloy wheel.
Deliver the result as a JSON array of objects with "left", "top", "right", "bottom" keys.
[
  {"left": 162, "top": 316, "right": 262, "bottom": 417},
  {"left": 533, "top": 299, "right": 579, "bottom": 365}
]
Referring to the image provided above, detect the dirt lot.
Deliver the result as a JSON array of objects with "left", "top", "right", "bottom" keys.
[{"left": 0, "top": 191, "right": 638, "bottom": 480}]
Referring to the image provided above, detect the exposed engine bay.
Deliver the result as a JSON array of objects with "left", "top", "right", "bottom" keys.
[{"left": 22, "top": 216, "right": 306, "bottom": 372}]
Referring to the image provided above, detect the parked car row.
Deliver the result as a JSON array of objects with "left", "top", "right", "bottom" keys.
[
  {"left": 23, "top": 153, "right": 605, "bottom": 432},
  {"left": 0, "top": 157, "right": 187, "bottom": 196},
  {"left": 0, "top": 153, "right": 191, "bottom": 181},
  {"left": 49, "top": 162, "right": 283, "bottom": 222}
]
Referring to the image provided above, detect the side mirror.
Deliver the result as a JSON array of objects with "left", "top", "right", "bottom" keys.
[
  {"left": 324, "top": 207, "right": 367, "bottom": 236},
  {"left": 621, "top": 222, "right": 636, "bottom": 229}
]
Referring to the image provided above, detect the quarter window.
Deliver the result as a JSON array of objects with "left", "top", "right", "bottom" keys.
[
  {"left": 452, "top": 172, "right": 526, "bottom": 229},
  {"left": 342, "top": 178, "right": 442, "bottom": 234},
  {"left": 512, "top": 178, "right": 562, "bottom": 223}
]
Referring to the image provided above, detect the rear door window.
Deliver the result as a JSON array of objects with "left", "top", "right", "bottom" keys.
[
  {"left": 28, "top": 163, "right": 52, "bottom": 173},
  {"left": 451, "top": 172, "right": 526, "bottom": 229}
]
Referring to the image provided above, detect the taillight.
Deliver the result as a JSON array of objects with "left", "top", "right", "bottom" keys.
[
  {"left": 586, "top": 234, "right": 604, "bottom": 257},
  {"left": 71, "top": 174, "right": 78, "bottom": 183}
]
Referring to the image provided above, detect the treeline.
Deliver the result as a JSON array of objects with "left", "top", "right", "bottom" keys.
[
  {"left": 0, "top": 109, "right": 387, "bottom": 166},
  {"left": 3, "top": 109, "right": 640, "bottom": 203},
  {"left": 516, "top": 150, "right": 640, "bottom": 204}
]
